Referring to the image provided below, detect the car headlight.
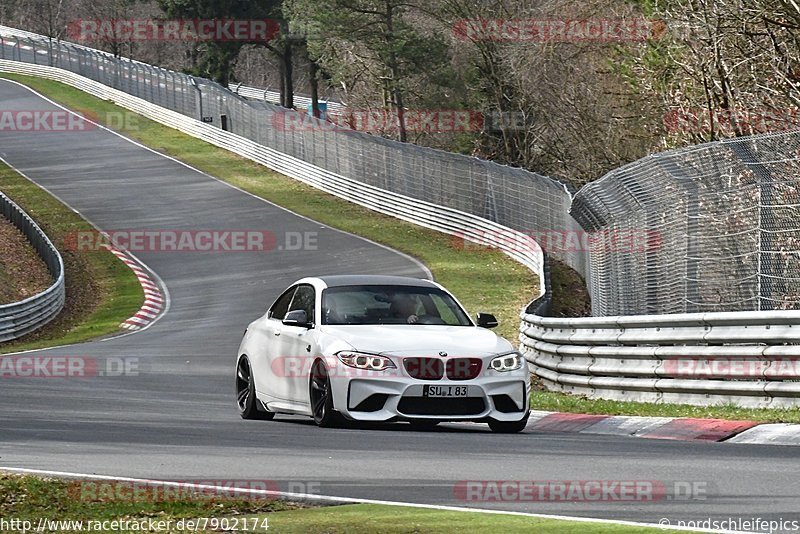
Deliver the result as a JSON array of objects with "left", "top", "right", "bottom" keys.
[
  {"left": 336, "top": 351, "right": 396, "bottom": 371},
  {"left": 489, "top": 352, "right": 524, "bottom": 372}
]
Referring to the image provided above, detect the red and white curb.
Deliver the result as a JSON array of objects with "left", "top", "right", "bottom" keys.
[
  {"left": 511, "top": 410, "right": 800, "bottom": 445},
  {"left": 101, "top": 245, "right": 164, "bottom": 331},
  {"left": 727, "top": 424, "right": 800, "bottom": 445}
]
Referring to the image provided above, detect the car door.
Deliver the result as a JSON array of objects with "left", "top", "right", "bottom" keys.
[
  {"left": 281, "top": 284, "right": 317, "bottom": 405},
  {"left": 253, "top": 285, "right": 296, "bottom": 402}
]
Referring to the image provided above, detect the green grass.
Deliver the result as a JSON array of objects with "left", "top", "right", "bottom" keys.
[
  {"left": 530, "top": 390, "right": 800, "bottom": 423},
  {"left": 0, "top": 73, "right": 538, "bottom": 342},
  {"left": 0, "top": 474, "right": 295, "bottom": 530},
  {"left": 0, "top": 475, "right": 686, "bottom": 533},
  {"left": 0, "top": 162, "right": 143, "bottom": 354},
  {"left": 259, "top": 503, "right": 678, "bottom": 533}
]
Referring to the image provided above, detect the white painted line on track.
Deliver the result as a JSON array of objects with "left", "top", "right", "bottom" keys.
[
  {"left": 0, "top": 77, "right": 433, "bottom": 282},
  {"left": 0, "top": 150, "right": 171, "bottom": 354},
  {"left": 0, "top": 467, "right": 742, "bottom": 533}
]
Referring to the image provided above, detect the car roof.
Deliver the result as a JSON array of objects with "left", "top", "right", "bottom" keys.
[{"left": 316, "top": 275, "right": 438, "bottom": 288}]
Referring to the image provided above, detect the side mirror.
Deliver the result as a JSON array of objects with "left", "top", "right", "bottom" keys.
[
  {"left": 283, "top": 310, "right": 312, "bottom": 328},
  {"left": 476, "top": 313, "right": 499, "bottom": 329}
]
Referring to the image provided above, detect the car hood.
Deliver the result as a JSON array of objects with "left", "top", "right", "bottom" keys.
[{"left": 318, "top": 325, "right": 514, "bottom": 357}]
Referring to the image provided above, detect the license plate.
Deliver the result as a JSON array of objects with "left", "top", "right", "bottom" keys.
[{"left": 423, "top": 385, "right": 469, "bottom": 398}]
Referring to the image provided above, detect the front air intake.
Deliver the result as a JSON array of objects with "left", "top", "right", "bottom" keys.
[
  {"left": 446, "top": 358, "right": 482, "bottom": 380},
  {"left": 403, "top": 358, "right": 445, "bottom": 380}
]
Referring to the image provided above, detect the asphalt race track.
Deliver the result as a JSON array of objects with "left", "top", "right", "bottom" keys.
[{"left": 1, "top": 79, "right": 800, "bottom": 531}]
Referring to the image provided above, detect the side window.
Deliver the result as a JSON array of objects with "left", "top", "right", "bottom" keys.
[
  {"left": 288, "top": 285, "right": 316, "bottom": 324},
  {"left": 269, "top": 287, "right": 296, "bottom": 321}
]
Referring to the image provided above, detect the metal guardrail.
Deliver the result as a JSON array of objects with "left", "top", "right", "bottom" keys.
[
  {"left": 0, "top": 26, "right": 584, "bottom": 282},
  {"left": 229, "top": 83, "right": 345, "bottom": 115},
  {"left": 520, "top": 310, "right": 800, "bottom": 408},
  {"left": 0, "top": 26, "right": 343, "bottom": 114},
  {"left": 0, "top": 26, "right": 55, "bottom": 41},
  {"left": 4, "top": 26, "right": 800, "bottom": 407},
  {"left": 0, "top": 60, "right": 546, "bottom": 297},
  {"left": 0, "top": 190, "right": 65, "bottom": 342}
]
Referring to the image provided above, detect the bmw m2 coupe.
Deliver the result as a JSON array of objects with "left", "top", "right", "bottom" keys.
[{"left": 235, "top": 275, "right": 530, "bottom": 432}]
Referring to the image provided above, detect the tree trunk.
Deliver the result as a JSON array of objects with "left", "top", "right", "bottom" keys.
[
  {"left": 310, "top": 56, "right": 320, "bottom": 118},
  {"left": 392, "top": 76, "right": 406, "bottom": 142},
  {"left": 384, "top": 2, "right": 407, "bottom": 142},
  {"left": 282, "top": 42, "right": 294, "bottom": 109}
]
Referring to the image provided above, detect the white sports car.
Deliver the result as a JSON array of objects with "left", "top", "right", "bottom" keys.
[{"left": 235, "top": 275, "right": 530, "bottom": 432}]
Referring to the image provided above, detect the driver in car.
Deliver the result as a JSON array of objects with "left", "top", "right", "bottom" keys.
[{"left": 390, "top": 294, "right": 419, "bottom": 324}]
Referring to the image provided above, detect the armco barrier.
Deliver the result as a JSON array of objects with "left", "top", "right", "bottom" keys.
[
  {"left": 0, "top": 25, "right": 583, "bottom": 281},
  {"left": 229, "top": 82, "right": 345, "bottom": 115},
  {"left": 5, "top": 37, "right": 800, "bottom": 407},
  {"left": 0, "top": 60, "right": 545, "bottom": 299},
  {"left": 520, "top": 310, "right": 800, "bottom": 408},
  {"left": 0, "top": 190, "right": 65, "bottom": 342}
]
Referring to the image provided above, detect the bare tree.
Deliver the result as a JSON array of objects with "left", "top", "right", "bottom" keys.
[
  {"left": 436, "top": 0, "right": 659, "bottom": 184},
  {"left": 16, "top": 0, "right": 71, "bottom": 40},
  {"left": 641, "top": 0, "right": 800, "bottom": 142}
]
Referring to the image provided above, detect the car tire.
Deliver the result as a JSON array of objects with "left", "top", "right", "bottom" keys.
[
  {"left": 310, "top": 360, "right": 341, "bottom": 428},
  {"left": 488, "top": 413, "right": 529, "bottom": 434},
  {"left": 236, "top": 356, "right": 274, "bottom": 420}
]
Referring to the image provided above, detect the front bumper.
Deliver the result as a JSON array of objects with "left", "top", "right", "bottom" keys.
[{"left": 331, "top": 363, "right": 529, "bottom": 422}]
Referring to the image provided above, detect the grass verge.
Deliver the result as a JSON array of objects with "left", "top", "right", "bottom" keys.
[
  {"left": 1, "top": 475, "right": 683, "bottom": 533},
  {"left": 0, "top": 474, "right": 297, "bottom": 531},
  {"left": 258, "top": 504, "right": 677, "bottom": 533},
  {"left": 0, "top": 73, "right": 537, "bottom": 342},
  {"left": 0, "top": 162, "right": 143, "bottom": 354}
]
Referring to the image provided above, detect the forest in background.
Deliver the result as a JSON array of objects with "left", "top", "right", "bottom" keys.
[{"left": 4, "top": 0, "right": 800, "bottom": 186}]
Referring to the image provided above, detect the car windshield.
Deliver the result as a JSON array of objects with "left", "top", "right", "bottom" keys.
[{"left": 321, "top": 285, "right": 472, "bottom": 326}]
